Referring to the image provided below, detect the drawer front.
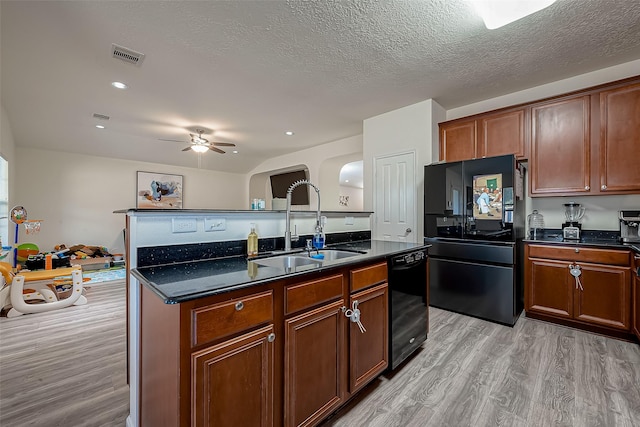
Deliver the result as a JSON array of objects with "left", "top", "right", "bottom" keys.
[
  {"left": 350, "top": 262, "right": 388, "bottom": 292},
  {"left": 285, "top": 274, "right": 344, "bottom": 315},
  {"left": 527, "top": 244, "right": 630, "bottom": 266},
  {"left": 192, "top": 290, "right": 273, "bottom": 347}
]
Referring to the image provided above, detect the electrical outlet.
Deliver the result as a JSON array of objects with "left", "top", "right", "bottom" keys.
[
  {"left": 345, "top": 216, "right": 355, "bottom": 225},
  {"left": 205, "top": 217, "right": 226, "bottom": 232},
  {"left": 172, "top": 218, "right": 197, "bottom": 233}
]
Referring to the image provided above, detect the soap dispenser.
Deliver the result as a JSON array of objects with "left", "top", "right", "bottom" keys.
[
  {"left": 247, "top": 223, "right": 258, "bottom": 257},
  {"left": 312, "top": 223, "right": 325, "bottom": 249}
]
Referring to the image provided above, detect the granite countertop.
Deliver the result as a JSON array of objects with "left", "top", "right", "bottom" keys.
[
  {"left": 524, "top": 229, "right": 640, "bottom": 254},
  {"left": 132, "top": 240, "right": 430, "bottom": 303}
]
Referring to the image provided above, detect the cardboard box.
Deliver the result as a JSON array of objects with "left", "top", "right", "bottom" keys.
[{"left": 70, "top": 257, "right": 112, "bottom": 271}]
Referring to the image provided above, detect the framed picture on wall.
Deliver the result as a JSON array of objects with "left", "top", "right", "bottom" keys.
[{"left": 136, "top": 171, "right": 183, "bottom": 209}]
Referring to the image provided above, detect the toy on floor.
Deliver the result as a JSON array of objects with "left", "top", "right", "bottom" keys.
[{"left": 0, "top": 265, "right": 88, "bottom": 318}]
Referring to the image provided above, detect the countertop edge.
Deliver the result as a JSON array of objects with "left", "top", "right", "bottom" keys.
[{"left": 133, "top": 242, "right": 431, "bottom": 303}]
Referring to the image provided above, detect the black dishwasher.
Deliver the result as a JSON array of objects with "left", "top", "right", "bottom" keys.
[{"left": 388, "top": 249, "right": 428, "bottom": 370}]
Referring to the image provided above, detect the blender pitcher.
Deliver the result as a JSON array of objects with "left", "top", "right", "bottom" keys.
[{"left": 564, "top": 202, "right": 585, "bottom": 224}]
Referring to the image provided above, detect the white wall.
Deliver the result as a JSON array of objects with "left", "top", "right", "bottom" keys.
[
  {"left": 363, "top": 99, "right": 446, "bottom": 241},
  {"left": 14, "top": 148, "right": 248, "bottom": 254},
  {"left": 319, "top": 153, "right": 364, "bottom": 211},
  {"left": 248, "top": 135, "right": 363, "bottom": 212}
]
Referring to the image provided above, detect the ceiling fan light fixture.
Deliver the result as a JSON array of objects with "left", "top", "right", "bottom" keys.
[
  {"left": 472, "top": 0, "right": 557, "bottom": 29},
  {"left": 191, "top": 144, "right": 209, "bottom": 153}
]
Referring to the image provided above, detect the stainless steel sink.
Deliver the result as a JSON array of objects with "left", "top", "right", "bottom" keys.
[
  {"left": 316, "top": 249, "right": 364, "bottom": 261},
  {"left": 253, "top": 255, "right": 323, "bottom": 269}
]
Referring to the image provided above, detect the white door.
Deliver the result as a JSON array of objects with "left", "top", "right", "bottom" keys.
[{"left": 374, "top": 152, "right": 416, "bottom": 242}]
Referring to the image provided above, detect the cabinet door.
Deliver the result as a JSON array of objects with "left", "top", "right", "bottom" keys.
[
  {"left": 530, "top": 96, "right": 591, "bottom": 195},
  {"left": 439, "top": 119, "right": 477, "bottom": 162},
  {"left": 479, "top": 109, "right": 526, "bottom": 159},
  {"left": 284, "top": 300, "right": 346, "bottom": 427},
  {"left": 598, "top": 82, "right": 640, "bottom": 193},
  {"left": 349, "top": 283, "right": 388, "bottom": 393},
  {"left": 192, "top": 325, "right": 274, "bottom": 427},
  {"left": 574, "top": 264, "right": 631, "bottom": 330},
  {"left": 525, "top": 258, "right": 573, "bottom": 318}
]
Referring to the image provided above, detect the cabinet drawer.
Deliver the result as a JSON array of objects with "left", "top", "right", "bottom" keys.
[
  {"left": 350, "top": 262, "right": 388, "bottom": 292},
  {"left": 192, "top": 290, "right": 273, "bottom": 347},
  {"left": 285, "top": 274, "right": 344, "bottom": 315},
  {"left": 527, "top": 244, "right": 630, "bottom": 266}
]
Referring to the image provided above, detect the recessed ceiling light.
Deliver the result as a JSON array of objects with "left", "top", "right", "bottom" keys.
[
  {"left": 232, "top": 150, "right": 239, "bottom": 154},
  {"left": 345, "top": 180, "right": 349, "bottom": 183},
  {"left": 95, "top": 125, "right": 105, "bottom": 129},
  {"left": 111, "top": 81, "right": 128, "bottom": 89},
  {"left": 285, "top": 131, "right": 294, "bottom": 136}
]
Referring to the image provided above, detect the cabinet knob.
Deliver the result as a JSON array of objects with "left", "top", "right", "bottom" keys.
[
  {"left": 235, "top": 301, "right": 244, "bottom": 311},
  {"left": 601, "top": 184, "right": 607, "bottom": 190},
  {"left": 267, "top": 333, "right": 276, "bottom": 343},
  {"left": 575, "top": 248, "right": 580, "bottom": 253},
  {"left": 584, "top": 186, "right": 590, "bottom": 190}
]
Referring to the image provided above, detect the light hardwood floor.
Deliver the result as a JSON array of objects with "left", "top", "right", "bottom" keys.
[
  {"left": 0, "top": 279, "right": 129, "bottom": 426},
  {"left": 324, "top": 307, "right": 640, "bottom": 427},
  {"left": 2, "top": 280, "right": 639, "bottom": 427}
]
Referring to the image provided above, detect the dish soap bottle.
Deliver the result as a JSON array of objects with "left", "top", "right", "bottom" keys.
[
  {"left": 247, "top": 223, "right": 258, "bottom": 257},
  {"left": 312, "top": 224, "right": 324, "bottom": 249}
]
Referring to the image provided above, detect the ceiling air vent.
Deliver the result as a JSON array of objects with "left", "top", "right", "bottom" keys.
[
  {"left": 93, "top": 113, "right": 110, "bottom": 121},
  {"left": 111, "top": 43, "right": 145, "bottom": 66}
]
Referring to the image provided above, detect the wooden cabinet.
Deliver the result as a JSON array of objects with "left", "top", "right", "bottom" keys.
[
  {"left": 525, "top": 244, "right": 632, "bottom": 334},
  {"left": 479, "top": 109, "right": 526, "bottom": 159},
  {"left": 598, "top": 82, "right": 640, "bottom": 193},
  {"left": 192, "top": 325, "right": 275, "bottom": 427},
  {"left": 530, "top": 95, "right": 591, "bottom": 195},
  {"left": 439, "top": 108, "right": 526, "bottom": 162},
  {"left": 139, "top": 259, "right": 396, "bottom": 427},
  {"left": 283, "top": 274, "right": 346, "bottom": 427},
  {"left": 349, "top": 283, "right": 388, "bottom": 392},
  {"left": 439, "top": 119, "right": 477, "bottom": 162}
]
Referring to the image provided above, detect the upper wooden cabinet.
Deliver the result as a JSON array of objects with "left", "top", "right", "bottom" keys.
[
  {"left": 598, "top": 82, "right": 640, "bottom": 193},
  {"left": 530, "top": 95, "right": 591, "bottom": 195},
  {"left": 479, "top": 109, "right": 526, "bottom": 159},
  {"left": 439, "top": 119, "right": 477, "bottom": 162},
  {"left": 439, "top": 108, "right": 527, "bottom": 162},
  {"left": 439, "top": 76, "right": 640, "bottom": 197}
]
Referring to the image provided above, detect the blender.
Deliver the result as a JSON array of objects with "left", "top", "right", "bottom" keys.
[{"left": 562, "top": 202, "right": 585, "bottom": 240}]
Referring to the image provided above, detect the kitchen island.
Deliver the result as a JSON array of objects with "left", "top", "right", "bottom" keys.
[{"left": 121, "top": 209, "right": 429, "bottom": 427}]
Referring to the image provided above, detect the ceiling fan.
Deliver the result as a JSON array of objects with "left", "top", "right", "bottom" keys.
[{"left": 159, "top": 129, "right": 236, "bottom": 154}]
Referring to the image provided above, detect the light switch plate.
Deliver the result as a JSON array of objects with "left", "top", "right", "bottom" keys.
[
  {"left": 172, "top": 217, "right": 197, "bottom": 233},
  {"left": 205, "top": 217, "right": 226, "bottom": 231},
  {"left": 345, "top": 216, "right": 354, "bottom": 225}
]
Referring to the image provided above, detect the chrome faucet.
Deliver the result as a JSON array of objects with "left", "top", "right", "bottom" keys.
[{"left": 285, "top": 179, "right": 321, "bottom": 251}]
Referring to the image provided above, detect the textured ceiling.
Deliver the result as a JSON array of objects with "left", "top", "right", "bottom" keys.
[{"left": 2, "top": 0, "right": 640, "bottom": 173}]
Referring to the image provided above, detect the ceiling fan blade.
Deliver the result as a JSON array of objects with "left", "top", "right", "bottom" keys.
[
  {"left": 210, "top": 147, "right": 226, "bottom": 154},
  {"left": 182, "top": 146, "right": 192, "bottom": 151},
  {"left": 212, "top": 142, "right": 235, "bottom": 147},
  {"left": 159, "top": 138, "right": 187, "bottom": 143}
]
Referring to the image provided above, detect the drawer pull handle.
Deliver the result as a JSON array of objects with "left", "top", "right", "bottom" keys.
[
  {"left": 584, "top": 185, "right": 590, "bottom": 190},
  {"left": 575, "top": 248, "right": 580, "bottom": 253},
  {"left": 267, "top": 333, "right": 276, "bottom": 343},
  {"left": 601, "top": 184, "right": 607, "bottom": 190},
  {"left": 235, "top": 301, "right": 244, "bottom": 311}
]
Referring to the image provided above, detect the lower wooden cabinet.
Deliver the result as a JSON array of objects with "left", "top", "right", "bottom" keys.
[
  {"left": 525, "top": 244, "right": 632, "bottom": 333},
  {"left": 349, "top": 283, "right": 388, "bottom": 393},
  {"left": 284, "top": 300, "right": 346, "bottom": 427},
  {"left": 192, "top": 325, "right": 275, "bottom": 427},
  {"left": 139, "top": 259, "right": 398, "bottom": 427}
]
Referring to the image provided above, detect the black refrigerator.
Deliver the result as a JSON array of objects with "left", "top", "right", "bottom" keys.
[{"left": 424, "top": 154, "right": 525, "bottom": 326}]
